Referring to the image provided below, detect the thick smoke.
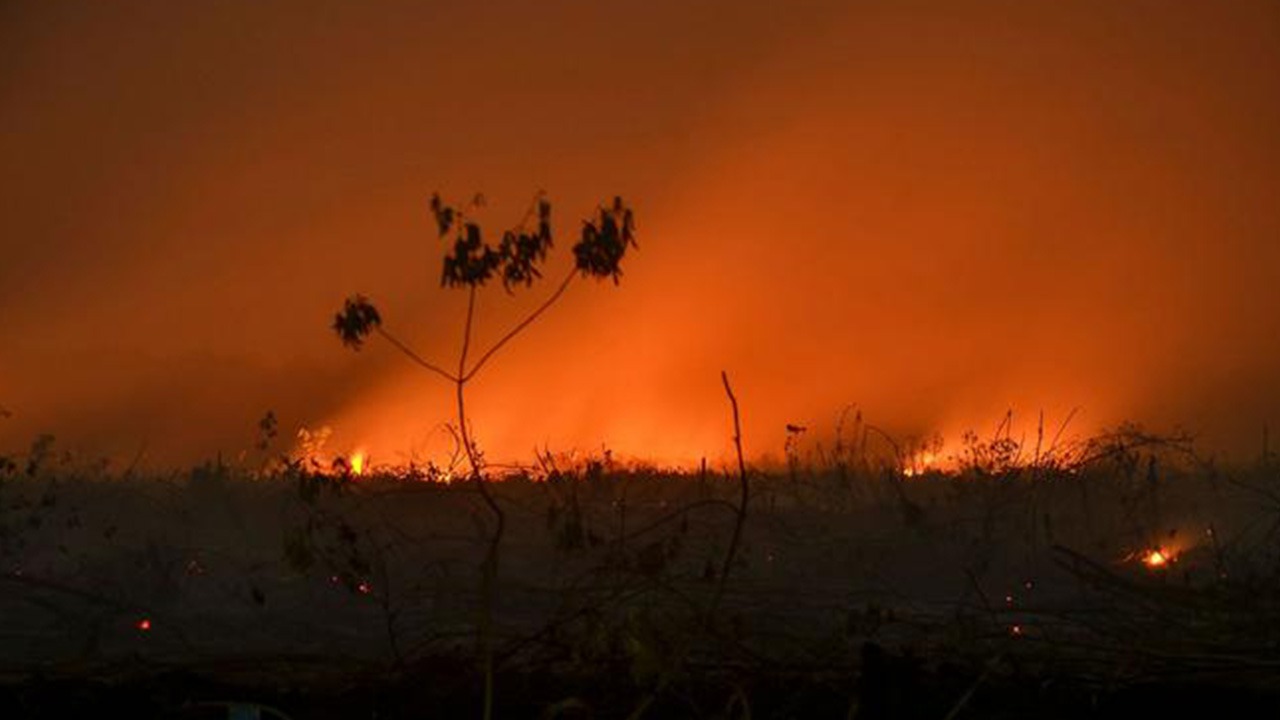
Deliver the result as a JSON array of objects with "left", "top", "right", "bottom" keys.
[{"left": 3, "top": 1, "right": 1278, "bottom": 468}]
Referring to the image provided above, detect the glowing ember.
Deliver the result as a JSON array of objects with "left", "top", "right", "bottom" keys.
[
  {"left": 137, "top": 617, "right": 152, "bottom": 632},
  {"left": 1142, "top": 548, "right": 1174, "bottom": 568}
]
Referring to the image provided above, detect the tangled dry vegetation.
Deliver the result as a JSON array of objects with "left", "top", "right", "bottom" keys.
[
  {"left": 3, "top": 420, "right": 1280, "bottom": 718},
  {"left": 4, "top": 193, "right": 1278, "bottom": 716}
]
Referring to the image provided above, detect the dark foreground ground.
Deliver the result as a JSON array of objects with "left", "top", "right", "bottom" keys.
[
  {"left": 3, "top": 429, "right": 1280, "bottom": 717},
  {"left": 5, "top": 652, "right": 1280, "bottom": 719}
]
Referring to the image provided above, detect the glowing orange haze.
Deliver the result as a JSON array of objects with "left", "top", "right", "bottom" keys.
[{"left": 2, "top": 2, "right": 1279, "bottom": 470}]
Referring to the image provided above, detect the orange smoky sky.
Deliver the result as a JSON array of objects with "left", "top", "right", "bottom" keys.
[{"left": 3, "top": 1, "right": 1279, "bottom": 469}]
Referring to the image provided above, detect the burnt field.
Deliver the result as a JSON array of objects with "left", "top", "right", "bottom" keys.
[{"left": 3, "top": 428, "right": 1280, "bottom": 718}]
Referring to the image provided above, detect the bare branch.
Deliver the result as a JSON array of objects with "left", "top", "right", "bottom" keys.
[
  {"left": 374, "top": 327, "right": 458, "bottom": 383},
  {"left": 711, "top": 370, "right": 750, "bottom": 621},
  {"left": 462, "top": 268, "right": 576, "bottom": 383}
]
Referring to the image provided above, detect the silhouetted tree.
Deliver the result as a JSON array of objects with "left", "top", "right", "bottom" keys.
[{"left": 331, "top": 192, "right": 636, "bottom": 720}]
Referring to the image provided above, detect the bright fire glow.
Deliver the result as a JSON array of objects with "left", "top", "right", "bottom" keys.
[
  {"left": 350, "top": 451, "right": 366, "bottom": 476},
  {"left": 4, "top": 4, "right": 1280, "bottom": 474},
  {"left": 902, "top": 451, "right": 941, "bottom": 478},
  {"left": 1142, "top": 548, "right": 1174, "bottom": 569}
]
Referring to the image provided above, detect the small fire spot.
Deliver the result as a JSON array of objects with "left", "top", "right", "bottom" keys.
[
  {"left": 1143, "top": 548, "right": 1174, "bottom": 569},
  {"left": 137, "top": 618, "right": 152, "bottom": 632}
]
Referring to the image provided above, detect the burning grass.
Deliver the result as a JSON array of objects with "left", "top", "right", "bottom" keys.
[{"left": 2, "top": 425, "right": 1280, "bottom": 717}]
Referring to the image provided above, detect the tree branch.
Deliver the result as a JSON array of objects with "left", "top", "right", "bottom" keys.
[
  {"left": 462, "top": 268, "right": 576, "bottom": 383},
  {"left": 453, "top": 284, "right": 504, "bottom": 720},
  {"left": 374, "top": 327, "right": 458, "bottom": 383},
  {"left": 459, "top": 285, "right": 478, "bottom": 384},
  {"left": 711, "top": 370, "right": 750, "bottom": 621}
]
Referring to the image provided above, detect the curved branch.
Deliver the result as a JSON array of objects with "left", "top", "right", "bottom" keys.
[
  {"left": 452, "top": 285, "right": 504, "bottom": 720},
  {"left": 459, "top": 285, "right": 478, "bottom": 380},
  {"left": 462, "top": 268, "right": 576, "bottom": 383},
  {"left": 375, "top": 327, "right": 458, "bottom": 383},
  {"left": 711, "top": 370, "right": 750, "bottom": 620}
]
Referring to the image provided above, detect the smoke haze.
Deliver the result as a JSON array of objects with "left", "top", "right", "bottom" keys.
[{"left": 3, "top": 1, "right": 1279, "bottom": 468}]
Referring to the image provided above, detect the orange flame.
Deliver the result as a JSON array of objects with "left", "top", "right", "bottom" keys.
[
  {"left": 1142, "top": 548, "right": 1174, "bottom": 569},
  {"left": 902, "top": 450, "right": 941, "bottom": 478}
]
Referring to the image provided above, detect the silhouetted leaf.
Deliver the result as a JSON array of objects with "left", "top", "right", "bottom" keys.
[
  {"left": 256, "top": 410, "right": 278, "bottom": 450},
  {"left": 429, "top": 193, "right": 455, "bottom": 235},
  {"left": 333, "top": 295, "right": 381, "bottom": 349},
  {"left": 574, "top": 196, "right": 636, "bottom": 283},
  {"left": 440, "top": 213, "right": 503, "bottom": 288},
  {"left": 498, "top": 218, "right": 554, "bottom": 291}
]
